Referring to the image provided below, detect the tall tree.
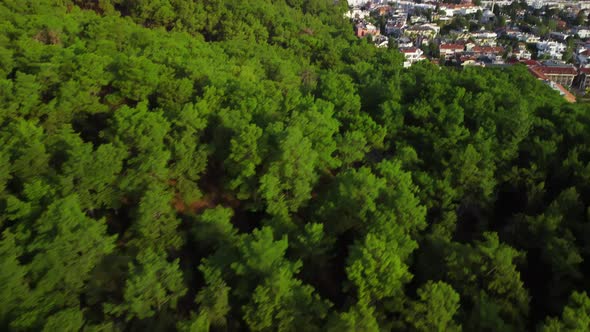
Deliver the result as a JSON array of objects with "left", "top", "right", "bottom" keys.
[
  {"left": 541, "top": 291, "right": 590, "bottom": 332},
  {"left": 403, "top": 281, "right": 461, "bottom": 332},
  {"left": 11, "top": 196, "right": 115, "bottom": 330},
  {"left": 104, "top": 248, "right": 187, "bottom": 321}
]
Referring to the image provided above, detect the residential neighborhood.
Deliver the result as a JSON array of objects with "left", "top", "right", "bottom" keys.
[{"left": 347, "top": 0, "right": 590, "bottom": 101}]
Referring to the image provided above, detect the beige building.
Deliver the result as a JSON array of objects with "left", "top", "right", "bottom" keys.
[{"left": 529, "top": 65, "right": 577, "bottom": 87}]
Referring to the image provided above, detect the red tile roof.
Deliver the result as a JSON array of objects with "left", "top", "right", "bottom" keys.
[
  {"left": 555, "top": 83, "right": 577, "bottom": 103},
  {"left": 521, "top": 60, "right": 540, "bottom": 66},
  {"left": 535, "top": 66, "right": 577, "bottom": 76},
  {"left": 400, "top": 47, "right": 419, "bottom": 53},
  {"left": 579, "top": 67, "right": 590, "bottom": 75},
  {"left": 528, "top": 66, "right": 548, "bottom": 80},
  {"left": 472, "top": 46, "right": 505, "bottom": 54},
  {"left": 440, "top": 44, "right": 464, "bottom": 50}
]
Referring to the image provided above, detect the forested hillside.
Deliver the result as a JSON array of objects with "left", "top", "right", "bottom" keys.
[{"left": 2, "top": 0, "right": 590, "bottom": 331}]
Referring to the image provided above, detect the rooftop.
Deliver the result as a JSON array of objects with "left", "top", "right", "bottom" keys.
[
  {"left": 440, "top": 43, "right": 465, "bottom": 50},
  {"left": 472, "top": 46, "right": 505, "bottom": 53},
  {"left": 528, "top": 66, "right": 549, "bottom": 80},
  {"left": 400, "top": 47, "right": 420, "bottom": 53},
  {"left": 555, "top": 83, "right": 577, "bottom": 103},
  {"left": 535, "top": 65, "right": 577, "bottom": 76}
]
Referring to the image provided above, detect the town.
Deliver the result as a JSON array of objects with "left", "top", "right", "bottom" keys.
[{"left": 347, "top": 0, "right": 590, "bottom": 101}]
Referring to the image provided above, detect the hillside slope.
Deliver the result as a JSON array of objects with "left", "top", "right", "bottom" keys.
[{"left": 1, "top": 1, "right": 590, "bottom": 331}]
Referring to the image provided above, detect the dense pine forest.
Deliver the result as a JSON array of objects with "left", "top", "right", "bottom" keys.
[{"left": 2, "top": 0, "right": 590, "bottom": 331}]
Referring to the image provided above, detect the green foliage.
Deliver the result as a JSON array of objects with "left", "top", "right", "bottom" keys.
[
  {"left": 126, "top": 183, "right": 183, "bottom": 252},
  {"left": 259, "top": 126, "right": 318, "bottom": 221},
  {"left": 104, "top": 248, "right": 187, "bottom": 321},
  {"left": 42, "top": 308, "right": 85, "bottom": 332},
  {"left": 541, "top": 291, "right": 590, "bottom": 332},
  {"left": 242, "top": 266, "right": 330, "bottom": 331},
  {"left": 54, "top": 130, "right": 124, "bottom": 210},
  {"left": 192, "top": 206, "right": 236, "bottom": 251},
  {"left": 177, "top": 311, "right": 210, "bottom": 332},
  {"left": 230, "top": 227, "right": 293, "bottom": 279},
  {"left": 327, "top": 299, "right": 380, "bottom": 332},
  {"left": 0, "top": 230, "right": 28, "bottom": 326},
  {"left": 225, "top": 124, "right": 263, "bottom": 199},
  {"left": 9, "top": 196, "right": 115, "bottom": 329},
  {"left": 403, "top": 281, "right": 461, "bottom": 332},
  {"left": 446, "top": 233, "right": 529, "bottom": 331},
  {"left": 108, "top": 102, "right": 171, "bottom": 195},
  {"left": 346, "top": 231, "right": 414, "bottom": 301},
  {"left": 195, "top": 264, "right": 230, "bottom": 328}
]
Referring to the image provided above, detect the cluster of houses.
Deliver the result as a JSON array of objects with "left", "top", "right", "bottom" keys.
[
  {"left": 505, "top": 38, "right": 590, "bottom": 101},
  {"left": 348, "top": 0, "right": 507, "bottom": 67},
  {"left": 347, "top": 0, "right": 590, "bottom": 101}
]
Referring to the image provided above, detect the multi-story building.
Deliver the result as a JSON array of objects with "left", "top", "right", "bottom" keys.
[
  {"left": 537, "top": 41, "right": 566, "bottom": 59},
  {"left": 471, "top": 31, "right": 498, "bottom": 46},
  {"left": 573, "top": 27, "right": 590, "bottom": 39},
  {"left": 439, "top": 43, "right": 465, "bottom": 59},
  {"left": 471, "top": 46, "right": 505, "bottom": 60},
  {"left": 347, "top": 0, "right": 371, "bottom": 6},
  {"left": 400, "top": 47, "right": 425, "bottom": 67},
  {"left": 385, "top": 11, "right": 407, "bottom": 35},
  {"left": 529, "top": 64, "right": 577, "bottom": 87},
  {"left": 439, "top": 3, "right": 481, "bottom": 16},
  {"left": 355, "top": 22, "right": 380, "bottom": 38},
  {"left": 481, "top": 0, "right": 513, "bottom": 7},
  {"left": 513, "top": 45, "right": 532, "bottom": 60},
  {"left": 518, "top": 34, "right": 540, "bottom": 43},
  {"left": 575, "top": 67, "right": 590, "bottom": 90},
  {"left": 345, "top": 8, "right": 371, "bottom": 20},
  {"left": 404, "top": 24, "right": 439, "bottom": 39}
]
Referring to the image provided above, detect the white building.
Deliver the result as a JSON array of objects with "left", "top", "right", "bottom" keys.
[
  {"left": 404, "top": 23, "right": 440, "bottom": 39},
  {"left": 573, "top": 27, "right": 590, "bottom": 39},
  {"left": 440, "top": 43, "right": 465, "bottom": 59},
  {"left": 374, "top": 35, "right": 389, "bottom": 48},
  {"left": 472, "top": 31, "right": 497, "bottom": 38},
  {"left": 537, "top": 40, "right": 566, "bottom": 59},
  {"left": 439, "top": 4, "right": 482, "bottom": 17},
  {"left": 458, "top": 6, "right": 481, "bottom": 15},
  {"left": 481, "top": 0, "right": 513, "bottom": 7},
  {"left": 513, "top": 48, "right": 532, "bottom": 60},
  {"left": 400, "top": 47, "right": 425, "bottom": 67},
  {"left": 347, "top": 0, "right": 370, "bottom": 6},
  {"left": 345, "top": 8, "right": 370, "bottom": 19},
  {"left": 385, "top": 11, "right": 407, "bottom": 35},
  {"left": 526, "top": 0, "right": 546, "bottom": 9},
  {"left": 517, "top": 33, "right": 540, "bottom": 43},
  {"left": 472, "top": 31, "right": 498, "bottom": 46}
]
